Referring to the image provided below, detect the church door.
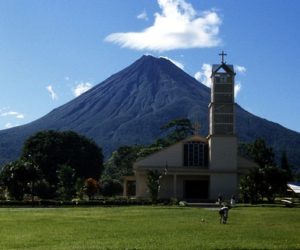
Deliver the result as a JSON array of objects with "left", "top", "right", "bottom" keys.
[{"left": 184, "top": 179, "right": 209, "bottom": 201}]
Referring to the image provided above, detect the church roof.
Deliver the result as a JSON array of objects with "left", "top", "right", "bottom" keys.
[
  {"left": 182, "top": 134, "right": 208, "bottom": 143},
  {"left": 287, "top": 182, "right": 300, "bottom": 194},
  {"left": 212, "top": 63, "right": 235, "bottom": 76}
]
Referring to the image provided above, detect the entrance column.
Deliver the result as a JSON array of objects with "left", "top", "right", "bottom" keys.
[
  {"left": 123, "top": 179, "right": 127, "bottom": 197},
  {"left": 173, "top": 174, "right": 177, "bottom": 198}
]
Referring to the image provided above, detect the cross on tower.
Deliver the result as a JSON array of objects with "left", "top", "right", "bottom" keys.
[{"left": 219, "top": 50, "right": 227, "bottom": 64}]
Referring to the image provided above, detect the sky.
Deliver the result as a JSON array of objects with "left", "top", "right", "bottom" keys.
[{"left": 0, "top": 0, "right": 299, "bottom": 132}]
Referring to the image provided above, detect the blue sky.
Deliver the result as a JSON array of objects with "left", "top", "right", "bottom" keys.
[{"left": 0, "top": 0, "right": 299, "bottom": 132}]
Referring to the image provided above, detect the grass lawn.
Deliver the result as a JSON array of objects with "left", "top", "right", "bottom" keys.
[{"left": 0, "top": 205, "right": 299, "bottom": 250}]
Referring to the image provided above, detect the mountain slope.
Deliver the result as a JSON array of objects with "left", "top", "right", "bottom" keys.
[{"left": 0, "top": 55, "right": 299, "bottom": 168}]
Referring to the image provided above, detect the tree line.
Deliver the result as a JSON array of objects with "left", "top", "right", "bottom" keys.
[
  {"left": 0, "top": 119, "right": 194, "bottom": 201},
  {"left": 0, "top": 118, "right": 297, "bottom": 203}
]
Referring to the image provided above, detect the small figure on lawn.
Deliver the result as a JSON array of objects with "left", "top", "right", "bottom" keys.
[
  {"left": 230, "top": 195, "right": 236, "bottom": 207},
  {"left": 219, "top": 203, "right": 230, "bottom": 224},
  {"left": 217, "top": 194, "right": 223, "bottom": 206}
]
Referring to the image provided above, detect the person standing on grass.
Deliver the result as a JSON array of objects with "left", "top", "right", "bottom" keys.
[
  {"left": 217, "top": 194, "right": 223, "bottom": 206},
  {"left": 230, "top": 195, "right": 236, "bottom": 207},
  {"left": 219, "top": 203, "right": 229, "bottom": 224}
]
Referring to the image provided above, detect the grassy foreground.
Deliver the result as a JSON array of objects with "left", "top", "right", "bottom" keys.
[{"left": 0, "top": 206, "right": 299, "bottom": 250}]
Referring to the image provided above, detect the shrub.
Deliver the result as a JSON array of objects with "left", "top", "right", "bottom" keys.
[{"left": 84, "top": 178, "right": 100, "bottom": 200}]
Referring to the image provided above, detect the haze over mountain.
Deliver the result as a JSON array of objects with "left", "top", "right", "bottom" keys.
[{"left": 0, "top": 55, "right": 299, "bottom": 168}]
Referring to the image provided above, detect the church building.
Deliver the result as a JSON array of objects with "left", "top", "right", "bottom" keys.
[{"left": 124, "top": 53, "right": 256, "bottom": 201}]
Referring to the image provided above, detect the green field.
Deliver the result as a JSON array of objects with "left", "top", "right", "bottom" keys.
[{"left": 0, "top": 206, "right": 299, "bottom": 250}]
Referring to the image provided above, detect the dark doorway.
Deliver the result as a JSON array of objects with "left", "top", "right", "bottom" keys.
[{"left": 184, "top": 180, "right": 209, "bottom": 201}]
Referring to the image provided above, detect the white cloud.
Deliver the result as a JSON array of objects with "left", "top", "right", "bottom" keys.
[
  {"left": 105, "top": 0, "right": 222, "bottom": 52},
  {"left": 0, "top": 108, "right": 24, "bottom": 129},
  {"left": 234, "top": 65, "right": 246, "bottom": 97},
  {"left": 194, "top": 63, "right": 244, "bottom": 97},
  {"left": 235, "top": 65, "right": 246, "bottom": 74},
  {"left": 0, "top": 111, "right": 25, "bottom": 119},
  {"left": 194, "top": 63, "right": 212, "bottom": 87},
  {"left": 46, "top": 85, "right": 58, "bottom": 100},
  {"left": 72, "top": 82, "right": 93, "bottom": 97},
  {"left": 159, "top": 56, "right": 184, "bottom": 69},
  {"left": 5, "top": 123, "right": 13, "bottom": 129},
  {"left": 235, "top": 81, "right": 242, "bottom": 98},
  {"left": 137, "top": 10, "right": 148, "bottom": 21}
]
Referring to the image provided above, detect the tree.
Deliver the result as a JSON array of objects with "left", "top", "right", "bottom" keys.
[
  {"left": 247, "top": 138, "right": 275, "bottom": 168},
  {"left": 0, "top": 160, "right": 33, "bottom": 200},
  {"left": 137, "top": 145, "right": 165, "bottom": 158},
  {"left": 262, "top": 166, "right": 287, "bottom": 202},
  {"left": 34, "top": 179, "right": 51, "bottom": 199},
  {"left": 21, "top": 130, "right": 103, "bottom": 196},
  {"left": 84, "top": 178, "right": 100, "bottom": 200},
  {"left": 23, "top": 158, "right": 41, "bottom": 203},
  {"left": 135, "top": 118, "right": 194, "bottom": 159},
  {"left": 57, "top": 165, "right": 77, "bottom": 200},
  {"left": 0, "top": 158, "right": 44, "bottom": 201},
  {"left": 239, "top": 138, "right": 288, "bottom": 203},
  {"left": 146, "top": 169, "right": 167, "bottom": 204},
  {"left": 239, "top": 167, "right": 261, "bottom": 203},
  {"left": 103, "top": 146, "right": 141, "bottom": 181},
  {"left": 280, "top": 151, "right": 293, "bottom": 181},
  {"left": 156, "top": 118, "right": 194, "bottom": 147},
  {"left": 101, "top": 145, "right": 141, "bottom": 197}
]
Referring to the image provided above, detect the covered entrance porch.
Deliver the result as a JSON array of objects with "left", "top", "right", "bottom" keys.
[{"left": 159, "top": 173, "right": 210, "bottom": 202}]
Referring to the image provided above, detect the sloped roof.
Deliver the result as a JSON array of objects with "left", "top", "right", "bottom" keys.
[
  {"left": 212, "top": 63, "right": 235, "bottom": 76},
  {"left": 287, "top": 182, "right": 300, "bottom": 194},
  {"left": 134, "top": 134, "right": 208, "bottom": 166},
  {"left": 237, "top": 156, "right": 258, "bottom": 170}
]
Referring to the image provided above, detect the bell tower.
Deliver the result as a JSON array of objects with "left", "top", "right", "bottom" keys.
[
  {"left": 208, "top": 51, "right": 238, "bottom": 199},
  {"left": 210, "top": 51, "right": 235, "bottom": 135},
  {"left": 208, "top": 51, "right": 237, "bottom": 171}
]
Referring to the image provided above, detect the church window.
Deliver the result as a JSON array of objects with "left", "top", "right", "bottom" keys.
[
  {"left": 215, "top": 73, "right": 231, "bottom": 84},
  {"left": 184, "top": 141, "right": 208, "bottom": 167},
  {"left": 220, "top": 76, "right": 227, "bottom": 83}
]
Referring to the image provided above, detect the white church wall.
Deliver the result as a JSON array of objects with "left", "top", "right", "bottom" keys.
[
  {"left": 210, "top": 174, "right": 238, "bottom": 200},
  {"left": 135, "top": 142, "right": 183, "bottom": 168},
  {"left": 209, "top": 136, "right": 237, "bottom": 171},
  {"left": 135, "top": 173, "right": 148, "bottom": 198},
  {"left": 159, "top": 175, "right": 175, "bottom": 198}
]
